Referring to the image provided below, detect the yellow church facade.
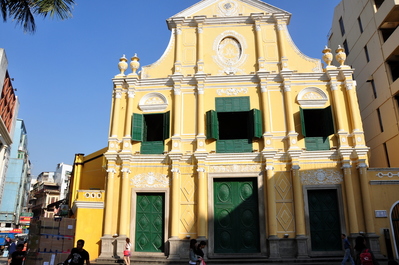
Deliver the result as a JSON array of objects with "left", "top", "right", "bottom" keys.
[{"left": 69, "top": 0, "right": 399, "bottom": 262}]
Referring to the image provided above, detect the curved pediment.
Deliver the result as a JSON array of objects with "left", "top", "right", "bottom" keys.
[{"left": 297, "top": 87, "right": 328, "bottom": 108}]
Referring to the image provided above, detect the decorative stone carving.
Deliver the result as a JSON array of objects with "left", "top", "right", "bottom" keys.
[
  {"left": 322, "top": 46, "right": 333, "bottom": 67},
  {"left": 297, "top": 87, "right": 328, "bottom": 107},
  {"left": 129, "top": 53, "right": 140, "bottom": 76},
  {"left": 216, "top": 87, "right": 248, "bottom": 96},
  {"left": 213, "top": 30, "right": 247, "bottom": 75},
  {"left": 209, "top": 164, "right": 260, "bottom": 172},
  {"left": 138, "top": 92, "right": 168, "bottom": 112},
  {"left": 218, "top": 0, "right": 239, "bottom": 16},
  {"left": 117, "top": 55, "right": 128, "bottom": 76},
  {"left": 300, "top": 169, "right": 343, "bottom": 185},
  {"left": 335, "top": 45, "right": 346, "bottom": 66},
  {"left": 131, "top": 172, "right": 169, "bottom": 188}
]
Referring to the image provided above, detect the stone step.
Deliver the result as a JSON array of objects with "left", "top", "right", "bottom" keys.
[{"left": 95, "top": 256, "right": 350, "bottom": 265}]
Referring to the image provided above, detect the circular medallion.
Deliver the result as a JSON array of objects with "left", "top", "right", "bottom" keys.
[{"left": 218, "top": 37, "right": 241, "bottom": 66}]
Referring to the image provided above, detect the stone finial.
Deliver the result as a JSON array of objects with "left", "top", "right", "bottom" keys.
[
  {"left": 129, "top": 53, "right": 140, "bottom": 76},
  {"left": 117, "top": 54, "right": 128, "bottom": 76},
  {"left": 322, "top": 46, "right": 333, "bottom": 66},
  {"left": 335, "top": 45, "right": 347, "bottom": 66}
]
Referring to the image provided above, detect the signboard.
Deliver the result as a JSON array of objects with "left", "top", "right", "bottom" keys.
[{"left": 19, "top": 216, "right": 31, "bottom": 224}]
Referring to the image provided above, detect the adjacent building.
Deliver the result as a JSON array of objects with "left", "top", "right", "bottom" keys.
[
  {"left": 0, "top": 48, "right": 19, "bottom": 208},
  {"left": 69, "top": 0, "right": 399, "bottom": 262},
  {"left": 0, "top": 119, "right": 31, "bottom": 231},
  {"left": 29, "top": 172, "right": 59, "bottom": 218},
  {"left": 328, "top": 0, "right": 399, "bottom": 167}
]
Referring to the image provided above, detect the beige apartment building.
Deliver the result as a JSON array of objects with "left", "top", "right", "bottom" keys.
[{"left": 329, "top": 0, "right": 399, "bottom": 167}]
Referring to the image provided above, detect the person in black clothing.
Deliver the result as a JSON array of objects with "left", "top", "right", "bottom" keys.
[
  {"left": 195, "top": 241, "right": 207, "bottom": 259},
  {"left": 7, "top": 244, "right": 26, "bottom": 265},
  {"left": 64, "top": 239, "right": 90, "bottom": 265},
  {"left": 354, "top": 236, "right": 379, "bottom": 265}
]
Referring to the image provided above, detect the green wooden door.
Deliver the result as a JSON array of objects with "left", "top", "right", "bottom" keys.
[
  {"left": 135, "top": 193, "right": 165, "bottom": 252},
  {"left": 308, "top": 189, "right": 341, "bottom": 251},
  {"left": 214, "top": 178, "right": 260, "bottom": 253}
]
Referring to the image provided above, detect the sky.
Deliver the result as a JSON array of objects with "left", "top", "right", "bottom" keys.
[{"left": 0, "top": 0, "right": 341, "bottom": 176}]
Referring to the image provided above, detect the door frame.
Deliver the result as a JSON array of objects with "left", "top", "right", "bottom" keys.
[
  {"left": 389, "top": 200, "right": 399, "bottom": 260},
  {"left": 303, "top": 185, "right": 346, "bottom": 257},
  {"left": 207, "top": 172, "right": 267, "bottom": 258},
  {"left": 130, "top": 188, "right": 170, "bottom": 257}
]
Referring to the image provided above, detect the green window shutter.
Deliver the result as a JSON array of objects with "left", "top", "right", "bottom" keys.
[
  {"left": 249, "top": 109, "right": 263, "bottom": 138},
  {"left": 206, "top": 110, "right": 219, "bottom": 140},
  {"left": 216, "top": 97, "right": 250, "bottom": 112},
  {"left": 163, "top": 111, "right": 170, "bottom": 140},
  {"left": 141, "top": 141, "right": 164, "bottom": 154},
  {"left": 216, "top": 139, "right": 252, "bottom": 153},
  {"left": 299, "top": 107, "right": 307, "bottom": 137},
  {"left": 131, "top": 113, "right": 144, "bottom": 141},
  {"left": 305, "top": 137, "right": 330, "bottom": 151},
  {"left": 322, "top": 106, "right": 335, "bottom": 136}
]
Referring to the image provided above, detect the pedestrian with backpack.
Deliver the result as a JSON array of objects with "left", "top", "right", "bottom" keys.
[{"left": 354, "top": 236, "right": 379, "bottom": 265}]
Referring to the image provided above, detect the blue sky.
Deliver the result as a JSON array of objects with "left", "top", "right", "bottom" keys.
[{"left": 0, "top": 0, "right": 341, "bottom": 176}]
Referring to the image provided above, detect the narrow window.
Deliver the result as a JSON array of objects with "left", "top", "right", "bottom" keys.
[
  {"left": 383, "top": 143, "right": 390, "bottom": 167},
  {"left": 343, "top": 40, "right": 349, "bottom": 55},
  {"left": 387, "top": 53, "right": 399, "bottom": 82},
  {"left": 371, "top": 79, "right": 377, "bottom": 99},
  {"left": 377, "top": 108, "right": 384, "bottom": 132},
  {"left": 358, "top": 16, "right": 364, "bottom": 33},
  {"left": 364, "top": 45, "right": 370, "bottom": 62},
  {"left": 339, "top": 17, "right": 345, "bottom": 36}
]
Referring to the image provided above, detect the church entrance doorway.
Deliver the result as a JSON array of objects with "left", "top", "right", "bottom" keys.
[
  {"left": 213, "top": 178, "right": 260, "bottom": 253},
  {"left": 135, "top": 193, "right": 165, "bottom": 252}
]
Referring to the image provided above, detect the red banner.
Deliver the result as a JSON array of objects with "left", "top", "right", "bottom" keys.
[{"left": 19, "top": 217, "right": 31, "bottom": 223}]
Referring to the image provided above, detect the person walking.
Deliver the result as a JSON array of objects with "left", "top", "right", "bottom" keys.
[
  {"left": 64, "top": 239, "right": 90, "bottom": 265},
  {"left": 354, "top": 236, "right": 379, "bottom": 265},
  {"left": 341, "top": 234, "right": 355, "bottom": 265},
  {"left": 7, "top": 243, "right": 26, "bottom": 265},
  {"left": 123, "top": 238, "right": 131, "bottom": 265},
  {"left": 189, "top": 239, "right": 200, "bottom": 265}
]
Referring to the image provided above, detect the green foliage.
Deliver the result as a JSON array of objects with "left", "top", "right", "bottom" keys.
[{"left": 0, "top": 0, "right": 75, "bottom": 33}]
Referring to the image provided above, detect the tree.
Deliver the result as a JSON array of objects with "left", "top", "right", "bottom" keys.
[{"left": 0, "top": 0, "right": 75, "bottom": 33}]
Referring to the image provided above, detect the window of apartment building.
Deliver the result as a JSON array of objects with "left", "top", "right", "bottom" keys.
[
  {"left": 377, "top": 108, "right": 384, "bottom": 132},
  {"left": 387, "top": 50, "right": 399, "bottom": 82},
  {"left": 339, "top": 17, "right": 345, "bottom": 36},
  {"left": 206, "top": 97, "right": 263, "bottom": 153},
  {"left": 370, "top": 79, "right": 378, "bottom": 98},
  {"left": 380, "top": 22, "right": 399, "bottom": 42},
  {"left": 374, "top": 0, "right": 385, "bottom": 10},
  {"left": 343, "top": 40, "right": 349, "bottom": 55},
  {"left": 300, "top": 106, "right": 335, "bottom": 151},
  {"left": 131, "top": 112, "right": 170, "bottom": 154},
  {"left": 383, "top": 143, "right": 390, "bottom": 167},
  {"left": 358, "top": 16, "right": 364, "bottom": 33},
  {"left": 364, "top": 45, "right": 370, "bottom": 62}
]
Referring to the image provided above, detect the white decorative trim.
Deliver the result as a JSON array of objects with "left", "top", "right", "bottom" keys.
[
  {"left": 209, "top": 164, "right": 260, "bottom": 172},
  {"left": 376, "top": 172, "right": 399, "bottom": 178},
  {"left": 213, "top": 30, "right": 248, "bottom": 75},
  {"left": 301, "top": 169, "right": 343, "bottom": 185},
  {"left": 216, "top": 87, "right": 248, "bottom": 96},
  {"left": 138, "top": 92, "right": 168, "bottom": 112},
  {"left": 74, "top": 201, "right": 104, "bottom": 209},
  {"left": 131, "top": 172, "right": 169, "bottom": 188},
  {"left": 297, "top": 87, "right": 328, "bottom": 107}
]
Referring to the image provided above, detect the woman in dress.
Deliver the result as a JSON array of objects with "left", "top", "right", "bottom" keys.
[{"left": 123, "top": 238, "right": 131, "bottom": 265}]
